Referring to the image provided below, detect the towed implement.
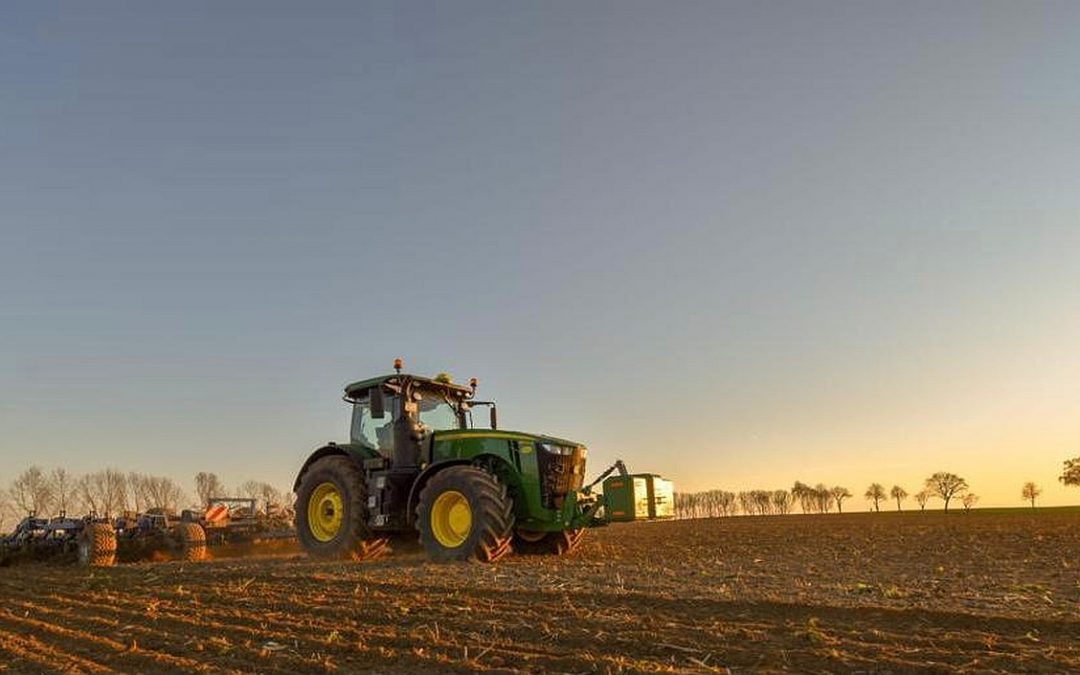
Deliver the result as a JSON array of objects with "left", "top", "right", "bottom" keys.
[
  {"left": 294, "top": 360, "right": 673, "bottom": 563},
  {"left": 199, "top": 496, "right": 296, "bottom": 546},
  {"left": 1, "top": 498, "right": 296, "bottom": 568},
  {"left": 0, "top": 513, "right": 183, "bottom": 567},
  {"left": 0, "top": 514, "right": 99, "bottom": 566},
  {"left": 87, "top": 498, "right": 296, "bottom": 566},
  {"left": 109, "top": 511, "right": 209, "bottom": 565}
]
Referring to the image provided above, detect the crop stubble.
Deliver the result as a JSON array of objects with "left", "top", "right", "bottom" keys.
[{"left": 0, "top": 510, "right": 1076, "bottom": 673}]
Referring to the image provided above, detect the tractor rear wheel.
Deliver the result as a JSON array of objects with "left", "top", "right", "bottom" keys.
[
  {"left": 513, "top": 528, "right": 586, "bottom": 556},
  {"left": 416, "top": 466, "right": 513, "bottom": 563},
  {"left": 295, "top": 456, "right": 388, "bottom": 561},
  {"left": 78, "top": 523, "right": 117, "bottom": 567},
  {"left": 175, "top": 522, "right": 208, "bottom": 562}
]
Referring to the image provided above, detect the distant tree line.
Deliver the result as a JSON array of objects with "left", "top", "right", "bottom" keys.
[
  {"left": 4, "top": 455, "right": 1078, "bottom": 530},
  {"left": 674, "top": 489, "right": 792, "bottom": 518},
  {"left": 0, "top": 465, "right": 292, "bottom": 531},
  {"left": 672, "top": 456, "right": 1080, "bottom": 520}
]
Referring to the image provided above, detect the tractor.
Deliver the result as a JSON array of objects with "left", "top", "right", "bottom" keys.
[{"left": 293, "top": 360, "right": 672, "bottom": 563}]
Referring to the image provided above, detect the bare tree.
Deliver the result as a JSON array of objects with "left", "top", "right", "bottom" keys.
[
  {"left": 717, "top": 491, "right": 737, "bottom": 517},
  {"left": 754, "top": 490, "right": 767, "bottom": 515},
  {"left": 51, "top": 468, "right": 79, "bottom": 515},
  {"left": 240, "top": 480, "right": 262, "bottom": 501},
  {"left": 674, "top": 492, "right": 689, "bottom": 519},
  {"left": 924, "top": 472, "right": 968, "bottom": 512},
  {"left": 75, "top": 474, "right": 98, "bottom": 516},
  {"left": 889, "top": 485, "right": 907, "bottom": 511},
  {"left": 864, "top": 483, "right": 886, "bottom": 512},
  {"left": 127, "top": 472, "right": 151, "bottom": 513},
  {"left": 1060, "top": 456, "right": 1080, "bottom": 487},
  {"left": 676, "top": 491, "right": 701, "bottom": 519},
  {"left": 143, "top": 475, "right": 186, "bottom": 513},
  {"left": 1021, "top": 482, "right": 1041, "bottom": 508},
  {"left": 737, "top": 491, "right": 754, "bottom": 515},
  {"left": 772, "top": 489, "right": 792, "bottom": 515},
  {"left": 683, "top": 492, "right": 695, "bottom": 519},
  {"left": 239, "top": 480, "right": 287, "bottom": 514},
  {"left": 914, "top": 489, "right": 931, "bottom": 511},
  {"left": 791, "top": 482, "right": 814, "bottom": 514},
  {"left": 677, "top": 492, "right": 697, "bottom": 518},
  {"left": 699, "top": 491, "right": 714, "bottom": 517},
  {"left": 8, "top": 466, "right": 56, "bottom": 517},
  {"left": 258, "top": 483, "right": 287, "bottom": 515},
  {"left": 194, "top": 472, "right": 225, "bottom": 506},
  {"left": 684, "top": 492, "right": 699, "bottom": 518},
  {"left": 77, "top": 469, "right": 128, "bottom": 517},
  {"left": 105, "top": 469, "right": 131, "bottom": 515},
  {"left": 961, "top": 493, "right": 979, "bottom": 512},
  {"left": 0, "top": 492, "right": 13, "bottom": 532},
  {"left": 830, "top": 486, "right": 852, "bottom": 513},
  {"left": 813, "top": 483, "right": 832, "bottom": 514}
]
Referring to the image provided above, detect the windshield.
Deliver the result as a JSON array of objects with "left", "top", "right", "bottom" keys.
[{"left": 417, "top": 391, "right": 462, "bottom": 431}]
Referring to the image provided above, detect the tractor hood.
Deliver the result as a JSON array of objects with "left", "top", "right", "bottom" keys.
[{"left": 432, "top": 428, "right": 586, "bottom": 451}]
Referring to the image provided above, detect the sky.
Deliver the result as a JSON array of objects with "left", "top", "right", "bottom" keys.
[{"left": 2, "top": 2, "right": 1079, "bottom": 509}]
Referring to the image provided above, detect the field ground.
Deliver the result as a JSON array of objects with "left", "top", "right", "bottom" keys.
[{"left": 1, "top": 509, "right": 1077, "bottom": 673}]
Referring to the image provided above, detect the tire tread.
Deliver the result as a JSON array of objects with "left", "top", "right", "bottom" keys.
[
  {"left": 295, "top": 455, "right": 389, "bottom": 561},
  {"left": 417, "top": 466, "right": 514, "bottom": 563},
  {"left": 78, "top": 523, "right": 117, "bottom": 567}
]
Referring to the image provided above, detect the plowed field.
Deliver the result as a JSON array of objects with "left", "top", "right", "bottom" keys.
[{"left": 1, "top": 510, "right": 1077, "bottom": 673}]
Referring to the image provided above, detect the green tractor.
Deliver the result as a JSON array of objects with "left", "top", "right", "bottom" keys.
[{"left": 293, "top": 360, "right": 672, "bottom": 563}]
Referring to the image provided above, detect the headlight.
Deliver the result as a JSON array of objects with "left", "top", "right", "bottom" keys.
[{"left": 539, "top": 443, "right": 575, "bottom": 456}]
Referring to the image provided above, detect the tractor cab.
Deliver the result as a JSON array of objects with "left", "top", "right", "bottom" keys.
[{"left": 344, "top": 365, "right": 495, "bottom": 468}]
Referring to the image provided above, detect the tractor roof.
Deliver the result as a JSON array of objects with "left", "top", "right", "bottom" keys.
[{"left": 344, "top": 373, "right": 473, "bottom": 399}]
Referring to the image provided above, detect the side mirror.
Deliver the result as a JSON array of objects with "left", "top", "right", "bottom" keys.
[
  {"left": 370, "top": 386, "right": 385, "bottom": 419},
  {"left": 489, "top": 405, "right": 498, "bottom": 430}
]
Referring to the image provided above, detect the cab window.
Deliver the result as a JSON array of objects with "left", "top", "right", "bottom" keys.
[
  {"left": 417, "top": 394, "right": 461, "bottom": 431},
  {"left": 351, "top": 395, "right": 398, "bottom": 452}
]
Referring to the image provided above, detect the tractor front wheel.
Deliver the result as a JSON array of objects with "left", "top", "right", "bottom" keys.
[
  {"left": 513, "top": 528, "right": 586, "bottom": 556},
  {"left": 78, "top": 523, "right": 117, "bottom": 567},
  {"left": 416, "top": 466, "right": 513, "bottom": 563},
  {"left": 295, "top": 456, "right": 388, "bottom": 561}
]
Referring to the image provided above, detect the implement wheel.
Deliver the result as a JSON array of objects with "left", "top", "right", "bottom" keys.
[
  {"left": 175, "top": 522, "right": 207, "bottom": 562},
  {"left": 513, "top": 528, "right": 586, "bottom": 556},
  {"left": 417, "top": 466, "right": 513, "bottom": 563},
  {"left": 78, "top": 523, "right": 117, "bottom": 567},
  {"left": 295, "top": 456, "right": 388, "bottom": 561}
]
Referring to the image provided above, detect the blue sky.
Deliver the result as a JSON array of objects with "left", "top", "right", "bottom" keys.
[{"left": 3, "top": 2, "right": 1080, "bottom": 506}]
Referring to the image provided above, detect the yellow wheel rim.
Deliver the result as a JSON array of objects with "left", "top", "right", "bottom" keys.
[
  {"left": 308, "top": 482, "right": 344, "bottom": 542},
  {"left": 430, "top": 490, "right": 472, "bottom": 548}
]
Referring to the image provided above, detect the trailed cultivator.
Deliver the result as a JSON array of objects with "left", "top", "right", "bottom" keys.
[
  {"left": 1, "top": 498, "right": 296, "bottom": 568},
  {"left": 199, "top": 497, "right": 296, "bottom": 546},
  {"left": 109, "top": 511, "right": 210, "bottom": 565},
  {"left": 0, "top": 512, "right": 208, "bottom": 568},
  {"left": 0, "top": 514, "right": 99, "bottom": 566}
]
